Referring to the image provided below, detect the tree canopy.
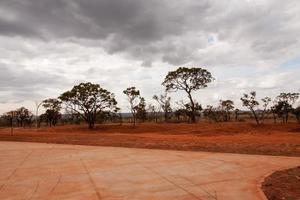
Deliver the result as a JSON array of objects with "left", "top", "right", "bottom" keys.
[
  {"left": 59, "top": 82, "right": 118, "bottom": 129},
  {"left": 162, "top": 67, "right": 214, "bottom": 123}
]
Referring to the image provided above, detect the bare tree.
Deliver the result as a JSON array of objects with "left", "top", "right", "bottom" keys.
[
  {"left": 162, "top": 67, "right": 214, "bottom": 123},
  {"left": 153, "top": 93, "right": 172, "bottom": 122}
]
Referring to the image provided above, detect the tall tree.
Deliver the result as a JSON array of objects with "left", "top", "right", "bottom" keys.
[
  {"left": 59, "top": 82, "right": 118, "bottom": 129},
  {"left": 123, "top": 87, "right": 140, "bottom": 126},
  {"left": 162, "top": 67, "right": 214, "bottom": 123},
  {"left": 153, "top": 93, "right": 172, "bottom": 122}
]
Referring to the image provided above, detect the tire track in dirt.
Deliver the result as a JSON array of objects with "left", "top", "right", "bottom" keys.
[
  {"left": 79, "top": 158, "right": 102, "bottom": 200},
  {"left": 0, "top": 150, "right": 33, "bottom": 192},
  {"left": 122, "top": 153, "right": 205, "bottom": 200}
]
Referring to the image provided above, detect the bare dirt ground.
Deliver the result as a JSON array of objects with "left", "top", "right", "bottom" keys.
[
  {"left": 0, "top": 141, "right": 299, "bottom": 200},
  {"left": 0, "top": 122, "right": 299, "bottom": 157},
  {"left": 262, "top": 166, "right": 300, "bottom": 200}
]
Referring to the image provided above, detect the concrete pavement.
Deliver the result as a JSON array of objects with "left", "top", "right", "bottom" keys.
[{"left": 0, "top": 141, "right": 299, "bottom": 200}]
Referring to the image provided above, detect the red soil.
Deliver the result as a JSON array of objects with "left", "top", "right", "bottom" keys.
[
  {"left": 0, "top": 122, "right": 299, "bottom": 156},
  {"left": 262, "top": 166, "right": 300, "bottom": 200}
]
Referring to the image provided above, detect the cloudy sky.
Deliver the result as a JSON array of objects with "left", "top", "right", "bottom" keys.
[{"left": 0, "top": 0, "right": 299, "bottom": 113}]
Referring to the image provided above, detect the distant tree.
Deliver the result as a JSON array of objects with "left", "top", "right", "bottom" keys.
[
  {"left": 273, "top": 93, "right": 299, "bottom": 123},
  {"left": 162, "top": 67, "right": 214, "bottom": 123},
  {"left": 14, "top": 107, "right": 33, "bottom": 127},
  {"left": 292, "top": 106, "right": 300, "bottom": 125},
  {"left": 147, "top": 104, "right": 159, "bottom": 122},
  {"left": 234, "top": 109, "right": 240, "bottom": 122},
  {"left": 153, "top": 93, "right": 172, "bottom": 122},
  {"left": 123, "top": 87, "right": 140, "bottom": 126},
  {"left": 270, "top": 105, "right": 277, "bottom": 124},
  {"left": 260, "top": 97, "right": 272, "bottom": 122},
  {"left": 42, "top": 98, "right": 62, "bottom": 127},
  {"left": 135, "top": 97, "right": 147, "bottom": 122},
  {"left": 175, "top": 100, "right": 202, "bottom": 123},
  {"left": 241, "top": 92, "right": 272, "bottom": 125},
  {"left": 219, "top": 100, "right": 234, "bottom": 122},
  {"left": 203, "top": 105, "right": 218, "bottom": 123},
  {"left": 241, "top": 91, "right": 260, "bottom": 125},
  {"left": 59, "top": 82, "right": 118, "bottom": 129}
]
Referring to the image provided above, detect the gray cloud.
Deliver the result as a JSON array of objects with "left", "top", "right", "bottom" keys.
[
  {"left": 0, "top": 0, "right": 299, "bottom": 112},
  {"left": 0, "top": 0, "right": 299, "bottom": 66},
  {"left": 0, "top": 62, "right": 65, "bottom": 102}
]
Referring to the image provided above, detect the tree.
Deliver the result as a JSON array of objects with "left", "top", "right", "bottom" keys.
[
  {"left": 59, "top": 82, "right": 118, "bottom": 129},
  {"left": 292, "top": 106, "right": 300, "bottom": 125},
  {"left": 219, "top": 100, "right": 234, "bottom": 122},
  {"left": 273, "top": 93, "right": 299, "bottom": 123},
  {"left": 14, "top": 107, "right": 33, "bottom": 127},
  {"left": 123, "top": 87, "right": 140, "bottom": 126},
  {"left": 162, "top": 67, "right": 214, "bottom": 123},
  {"left": 260, "top": 97, "right": 271, "bottom": 122},
  {"left": 147, "top": 104, "right": 159, "bottom": 122},
  {"left": 203, "top": 105, "right": 219, "bottom": 123},
  {"left": 175, "top": 100, "right": 202, "bottom": 123},
  {"left": 42, "top": 98, "right": 62, "bottom": 127},
  {"left": 241, "top": 91, "right": 260, "bottom": 125},
  {"left": 153, "top": 93, "right": 172, "bottom": 122},
  {"left": 234, "top": 109, "right": 240, "bottom": 122},
  {"left": 135, "top": 97, "right": 147, "bottom": 122}
]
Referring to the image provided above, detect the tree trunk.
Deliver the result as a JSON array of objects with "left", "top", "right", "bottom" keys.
[
  {"left": 272, "top": 112, "right": 277, "bottom": 124},
  {"left": 251, "top": 109, "right": 260, "bottom": 125},
  {"left": 187, "top": 92, "right": 196, "bottom": 123}
]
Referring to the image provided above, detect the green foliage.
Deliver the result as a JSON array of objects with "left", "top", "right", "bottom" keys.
[
  {"left": 219, "top": 99, "right": 235, "bottom": 121},
  {"left": 241, "top": 91, "right": 260, "bottom": 125},
  {"left": 175, "top": 101, "right": 202, "bottom": 123},
  {"left": 135, "top": 97, "right": 147, "bottom": 122},
  {"left": 162, "top": 67, "right": 214, "bottom": 92},
  {"left": 241, "top": 91, "right": 259, "bottom": 110},
  {"left": 273, "top": 93, "right": 299, "bottom": 123},
  {"left": 42, "top": 98, "right": 62, "bottom": 126},
  {"left": 59, "top": 82, "right": 118, "bottom": 129},
  {"left": 3, "top": 107, "right": 33, "bottom": 127}
]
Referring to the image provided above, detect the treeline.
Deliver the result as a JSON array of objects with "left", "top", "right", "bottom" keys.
[{"left": 0, "top": 67, "right": 299, "bottom": 128}]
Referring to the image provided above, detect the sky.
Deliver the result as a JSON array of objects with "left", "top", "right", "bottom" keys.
[{"left": 0, "top": 0, "right": 299, "bottom": 113}]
